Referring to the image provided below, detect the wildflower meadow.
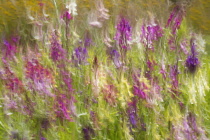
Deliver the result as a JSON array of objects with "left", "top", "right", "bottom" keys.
[{"left": 0, "top": 0, "right": 210, "bottom": 139}]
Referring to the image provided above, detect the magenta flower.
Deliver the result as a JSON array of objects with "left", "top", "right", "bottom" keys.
[
  {"left": 61, "top": 11, "right": 73, "bottom": 21},
  {"left": 55, "top": 94, "right": 72, "bottom": 121},
  {"left": 170, "top": 65, "right": 179, "bottom": 89},
  {"left": 12, "top": 36, "right": 20, "bottom": 44},
  {"left": 133, "top": 86, "right": 147, "bottom": 99},
  {"left": 166, "top": 6, "right": 185, "bottom": 34},
  {"left": 133, "top": 74, "right": 148, "bottom": 99},
  {"left": 183, "top": 113, "right": 200, "bottom": 140},
  {"left": 6, "top": 78, "right": 22, "bottom": 92},
  {"left": 0, "top": 67, "right": 22, "bottom": 93},
  {"left": 140, "top": 24, "right": 163, "bottom": 49},
  {"left": 25, "top": 59, "right": 54, "bottom": 96},
  {"left": 114, "top": 17, "right": 132, "bottom": 49},
  {"left": 50, "top": 33, "right": 66, "bottom": 62},
  {"left": 146, "top": 59, "right": 157, "bottom": 71},
  {"left": 38, "top": 2, "right": 44, "bottom": 7},
  {"left": 3, "top": 40, "right": 17, "bottom": 59},
  {"left": 61, "top": 70, "right": 74, "bottom": 92}
]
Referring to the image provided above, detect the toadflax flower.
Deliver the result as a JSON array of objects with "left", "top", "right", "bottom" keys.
[
  {"left": 72, "top": 47, "right": 88, "bottom": 65},
  {"left": 25, "top": 59, "right": 54, "bottom": 96},
  {"left": 60, "top": 70, "right": 74, "bottom": 92},
  {"left": 61, "top": 11, "right": 73, "bottom": 22},
  {"left": 170, "top": 65, "right": 179, "bottom": 90},
  {"left": 133, "top": 86, "right": 147, "bottom": 99},
  {"left": 55, "top": 94, "right": 74, "bottom": 121},
  {"left": 82, "top": 126, "right": 94, "bottom": 140},
  {"left": 0, "top": 67, "right": 23, "bottom": 93},
  {"left": 3, "top": 40, "right": 17, "bottom": 59},
  {"left": 166, "top": 6, "right": 185, "bottom": 34},
  {"left": 50, "top": 32, "right": 66, "bottom": 62},
  {"left": 183, "top": 113, "right": 201, "bottom": 140},
  {"left": 133, "top": 74, "right": 149, "bottom": 100},
  {"left": 114, "top": 17, "right": 132, "bottom": 49},
  {"left": 84, "top": 31, "right": 92, "bottom": 48},
  {"left": 140, "top": 23, "right": 163, "bottom": 49},
  {"left": 110, "top": 49, "right": 122, "bottom": 68},
  {"left": 185, "top": 38, "right": 199, "bottom": 73},
  {"left": 127, "top": 99, "right": 137, "bottom": 127}
]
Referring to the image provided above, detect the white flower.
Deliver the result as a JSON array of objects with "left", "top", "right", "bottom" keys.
[
  {"left": 66, "top": 0, "right": 78, "bottom": 16},
  {"left": 89, "top": 21, "right": 102, "bottom": 28},
  {"left": 26, "top": 7, "right": 35, "bottom": 21},
  {"left": 96, "top": 1, "right": 109, "bottom": 21},
  {"left": 196, "top": 34, "right": 206, "bottom": 54}
]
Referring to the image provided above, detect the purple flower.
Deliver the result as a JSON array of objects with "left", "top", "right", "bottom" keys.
[
  {"left": 187, "top": 113, "right": 199, "bottom": 133},
  {"left": 12, "top": 36, "right": 20, "bottom": 44},
  {"left": 5, "top": 99, "right": 17, "bottom": 110},
  {"left": 127, "top": 99, "right": 138, "bottom": 127},
  {"left": 147, "top": 60, "right": 156, "bottom": 71},
  {"left": 6, "top": 78, "right": 22, "bottom": 92},
  {"left": 129, "top": 112, "right": 137, "bottom": 127},
  {"left": 61, "top": 70, "right": 74, "bottom": 92},
  {"left": 84, "top": 32, "right": 92, "bottom": 47},
  {"left": 168, "top": 36, "right": 176, "bottom": 50},
  {"left": 3, "top": 40, "right": 17, "bottom": 59},
  {"left": 170, "top": 65, "right": 179, "bottom": 89},
  {"left": 183, "top": 113, "right": 200, "bottom": 140},
  {"left": 82, "top": 126, "right": 94, "bottom": 140},
  {"left": 166, "top": 6, "right": 185, "bottom": 34},
  {"left": 51, "top": 46, "right": 66, "bottom": 62},
  {"left": 132, "top": 74, "right": 149, "bottom": 99},
  {"left": 55, "top": 94, "right": 73, "bottom": 121},
  {"left": 110, "top": 50, "right": 122, "bottom": 68},
  {"left": 84, "top": 37, "right": 92, "bottom": 48},
  {"left": 50, "top": 33, "right": 66, "bottom": 62},
  {"left": 40, "top": 137, "right": 46, "bottom": 140},
  {"left": 0, "top": 67, "right": 22, "bottom": 93},
  {"left": 186, "top": 56, "right": 199, "bottom": 73},
  {"left": 140, "top": 24, "right": 163, "bottom": 49},
  {"left": 25, "top": 59, "right": 54, "bottom": 96},
  {"left": 114, "top": 17, "right": 132, "bottom": 48},
  {"left": 185, "top": 38, "right": 199, "bottom": 73},
  {"left": 72, "top": 47, "right": 88, "bottom": 65},
  {"left": 180, "top": 39, "right": 189, "bottom": 55},
  {"left": 133, "top": 86, "right": 147, "bottom": 99},
  {"left": 61, "top": 11, "right": 73, "bottom": 21}
]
